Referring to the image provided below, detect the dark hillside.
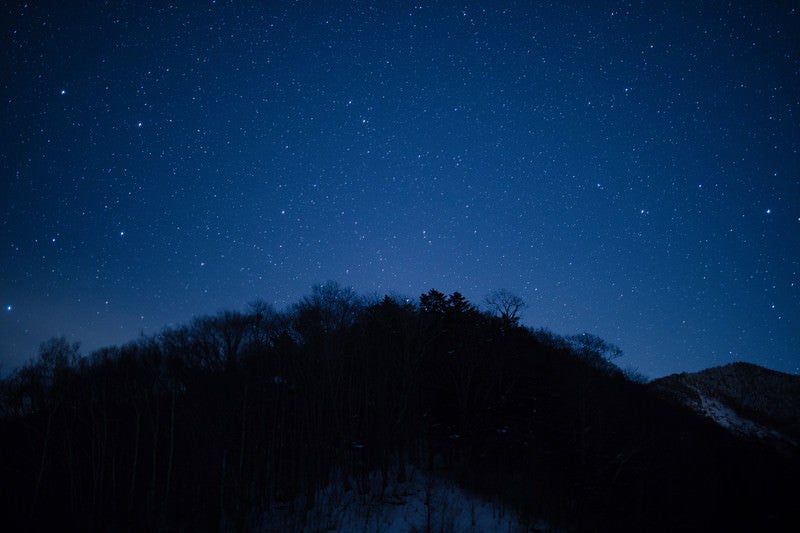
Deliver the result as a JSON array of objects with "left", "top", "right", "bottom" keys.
[{"left": 1, "top": 285, "right": 797, "bottom": 532}]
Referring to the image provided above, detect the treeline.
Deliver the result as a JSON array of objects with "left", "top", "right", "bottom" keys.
[{"left": 0, "top": 283, "right": 797, "bottom": 532}]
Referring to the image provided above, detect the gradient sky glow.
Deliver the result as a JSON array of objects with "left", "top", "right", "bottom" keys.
[{"left": 2, "top": 1, "right": 799, "bottom": 378}]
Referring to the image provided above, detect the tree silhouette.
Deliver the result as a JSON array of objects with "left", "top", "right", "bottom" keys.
[{"left": 484, "top": 289, "right": 526, "bottom": 329}]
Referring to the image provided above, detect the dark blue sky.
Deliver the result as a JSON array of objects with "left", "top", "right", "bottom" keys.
[{"left": 2, "top": 1, "right": 798, "bottom": 378}]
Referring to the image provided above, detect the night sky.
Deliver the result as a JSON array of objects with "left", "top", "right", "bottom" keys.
[{"left": 2, "top": 1, "right": 798, "bottom": 379}]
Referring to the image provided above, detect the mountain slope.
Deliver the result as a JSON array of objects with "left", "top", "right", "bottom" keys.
[{"left": 650, "top": 362, "right": 800, "bottom": 450}]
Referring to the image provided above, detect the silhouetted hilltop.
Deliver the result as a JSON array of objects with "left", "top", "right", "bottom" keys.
[{"left": 1, "top": 284, "right": 797, "bottom": 532}]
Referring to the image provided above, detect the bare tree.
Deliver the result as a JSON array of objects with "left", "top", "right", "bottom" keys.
[
  {"left": 293, "top": 281, "right": 362, "bottom": 339},
  {"left": 567, "top": 332, "right": 623, "bottom": 375},
  {"left": 247, "top": 299, "right": 282, "bottom": 348},
  {"left": 484, "top": 289, "right": 526, "bottom": 328},
  {"left": 28, "top": 337, "right": 80, "bottom": 517}
]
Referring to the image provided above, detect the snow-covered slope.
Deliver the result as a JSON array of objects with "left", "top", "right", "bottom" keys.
[
  {"left": 650, "top": 362, "right": 800, "bottom": 450},
  {"left": 250, "top": 465, "right": 544, "bottom": 532}
]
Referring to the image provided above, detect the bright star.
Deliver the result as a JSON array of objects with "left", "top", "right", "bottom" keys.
[{"left": 5, "top": 305, "right": 12, "bottom": 312}]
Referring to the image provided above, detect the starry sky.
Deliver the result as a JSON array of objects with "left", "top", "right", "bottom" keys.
[{"left": 1, "top": 1, "right": 798, "bottom": 378}]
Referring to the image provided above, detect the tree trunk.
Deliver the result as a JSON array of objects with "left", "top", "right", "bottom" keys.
[
  {"left": 129, "top": 407, "right": 141, "bottom": 513},
  {"left": 31, "top": 406, "right": 55, "bottom": 518},
  {"left": 163, "top": 387, "right": 176, "bottom": 529}
]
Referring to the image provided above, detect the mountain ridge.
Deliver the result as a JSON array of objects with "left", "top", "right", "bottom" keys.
[{"left": 650, "top": 362, "right": 800, "bottom": 451}]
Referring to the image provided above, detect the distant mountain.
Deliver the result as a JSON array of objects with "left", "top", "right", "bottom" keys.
[{"left": 650, "top": 362, "right": 800, "bottom": 451}]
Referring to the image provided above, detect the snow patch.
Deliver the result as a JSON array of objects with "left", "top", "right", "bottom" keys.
[
  {"left": 692, "top": 389, "right": 788, "bottom": 443},
  {"left": 696, "top": 394, "right": 756, "bottom": 432},
  {"left": 254, "top": 466, "right": 537, "bottom": 532}
]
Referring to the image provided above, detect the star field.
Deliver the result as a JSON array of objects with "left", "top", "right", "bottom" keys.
[{"left": 1, "top": 1, "right": 799, "bottom": 378}]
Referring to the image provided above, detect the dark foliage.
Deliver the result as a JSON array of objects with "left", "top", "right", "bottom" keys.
[{"left": 0, "top": 285, "right": 797, "bottom": 532}]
